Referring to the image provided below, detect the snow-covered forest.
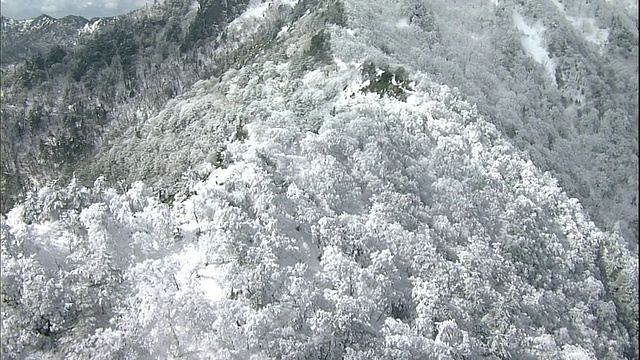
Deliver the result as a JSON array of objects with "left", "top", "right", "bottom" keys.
[{"left": 1, "top": 0, "right": 638, "bottom": 358}]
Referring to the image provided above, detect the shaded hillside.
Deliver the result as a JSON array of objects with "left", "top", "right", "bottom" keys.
[
  {"left": 0, "top": 0, "right": 255, "bottom": 213},
  {"left": 0, "top": 15, "right": 114, "bottom": 65}
]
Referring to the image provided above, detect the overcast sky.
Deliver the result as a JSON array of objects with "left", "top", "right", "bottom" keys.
[{"left": 1, "top": 0, "right": 154, "bottom": 20}]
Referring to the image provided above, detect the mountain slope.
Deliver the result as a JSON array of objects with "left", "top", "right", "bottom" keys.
[
  {"left": 2, "top": 58, "right": 638, "bottom": 358},
  {"left": 2, "top": 0, "right": 636, "bottom": 248},
  {"left": 0, "top": 0, "right": 255, "bottom": 212},
  {"left": 0, "top": 15, "right": 114, "bottom": 65},
  {"left": 1, "top": 0, "right": 638, "bottom": 358},
  {"left": 338, "top": 0, "right": 638, "bottom": 247}
]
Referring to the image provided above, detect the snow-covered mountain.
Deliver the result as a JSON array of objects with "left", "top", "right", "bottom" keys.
[
  {"left": 1, "top": 0, "right": 638, "bottom": 359},
  {"left": 0, "top": 14, "right": 116, "bottom": 65}
]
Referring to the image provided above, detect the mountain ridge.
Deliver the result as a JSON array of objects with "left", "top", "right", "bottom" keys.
[{"left": 0, "top": 14, "right": 117, "bottom": 65}]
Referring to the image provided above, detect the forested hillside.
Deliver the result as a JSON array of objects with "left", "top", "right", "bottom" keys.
[
  {"left": 1, "top": 0, "right": 638, "bottom": 358},
  {"left": 0, "top": 0, "right": 253, "bottom": 212},
  {"left": 1, "top": 0, "right": 637, "bottom": 247},
  {"left": 0, "top": 14, "right": 114, "bottom": 66},
  {"left": 340, "top": 0, "right": 639, "bottom": 247}
]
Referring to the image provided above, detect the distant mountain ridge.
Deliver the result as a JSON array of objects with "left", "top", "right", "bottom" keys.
[{"left": 0, "top": 14, "right": 116, "bottom": 65}]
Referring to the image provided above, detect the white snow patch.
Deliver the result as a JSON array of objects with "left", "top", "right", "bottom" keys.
[
  {"left": 227, "top": 0, "right": 270, "bottom": 34},
  {"left": 189, "top": 0, "right": 201, "bottom": 12},
  {"left": 174, "top": 245, "right": 226, "bottom": 302},
  {"left": 303, "top": 68, "right": 329, "bottom": 83},
  {"left": 178, "top": 221, "right": 201, "bottom": 243},
  {"left": 332, "top": 58, "right": 355, "bottom": 72},
  {"left": 469, "top": 32, "right": 482, "bottom": 41},
  {"left": 567, "top": 17, "right": 609, "bottom": 50},
  {"left": 561, "top": 344, "right": 595, "bottom": 360},
  {"left": 184, "top": 0, "right": 201, "bottom": 26},
  {"left": 5, "top": 208, "right": 71, "bottom": 270},
  {"left": 513, "top": 12, "right": 557, "bottom": 85},
  {"left": 239, "top": 1, "right": 270, "bottom": 20},
  {"left": 6, "top": 205, "right": 72, "bottom": 271},
  {"left": 209, "top": 166, "right": 235, "bottom": 186},
  {"left": 278, "top": 0, "right": 299, "bottom": 6},
  {"left": 277, "top": 24, "right": 290, "bottom": 37},
  {"left": 34, "top": 223, "right": 70, "bottom": 256},
  {"left": 198, "top": 265, "right": 226, "bottom": 301},
  {"left": 396, "top": 17, "right": 410, "bottom": 28},
  {"left": 79, "top": 19, "right": 103, "bottom": 35},
  {"left": 33, "top": 223, "right": 72, "bottom": 269},
  {"left": 549, "top": 0, "right": 609, "bottom": 52}
]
